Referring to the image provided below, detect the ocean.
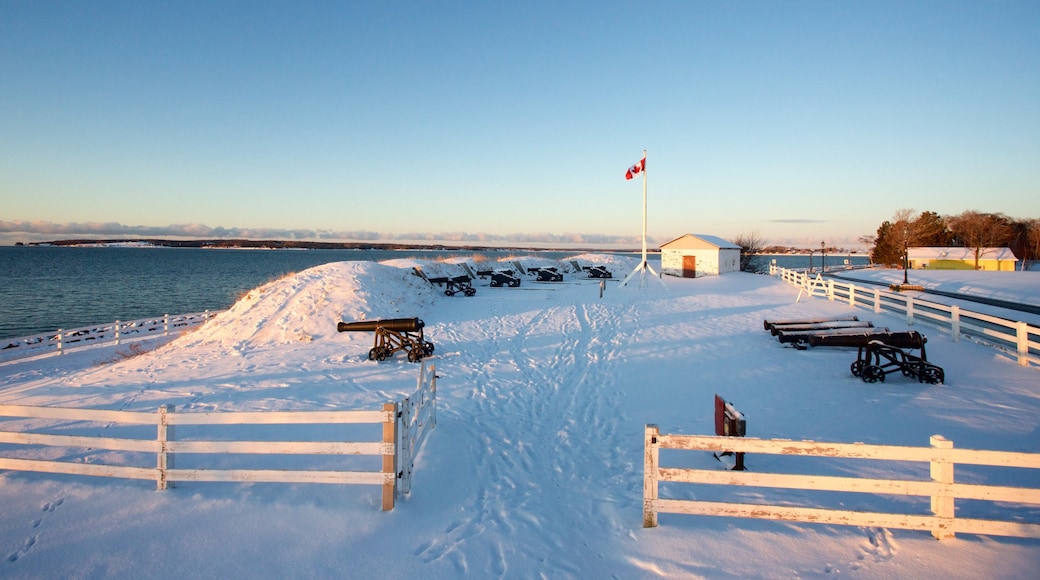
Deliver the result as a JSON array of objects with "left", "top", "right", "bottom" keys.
[{"left": 0, "top": 246, "right": 870, "bottom": 340}]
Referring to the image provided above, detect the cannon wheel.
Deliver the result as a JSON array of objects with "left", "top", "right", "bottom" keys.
[
  {"left": 464, "top": 288, "right": 476, "bottom": 296},
  {"left": 369, "top": 347, "right": 387, "bottom": 361},
  {"left": 509, "top": 279, "right": 520, "bottom": 287},
  {"left": 423, "top": 341, "right": 435, "bottom": 356},
  {"left": 861, "top": 365, "right": 886, "bottom": 383},
  {"left": 444, "top": 289, "right": 455, "bottom": 296},
  {"left": 407, "top": 349, "right": 422, "bottom": 362},
  {"left": 850, "top": 360, "right": 865, "bottom": 377},
  {"left": 921, "top": 366, "right": 944, "bottom": 385}
]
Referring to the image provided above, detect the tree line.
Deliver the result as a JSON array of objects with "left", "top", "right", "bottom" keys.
[{"left": 863, "top": 210, "right": 1040, "bottom": 269}]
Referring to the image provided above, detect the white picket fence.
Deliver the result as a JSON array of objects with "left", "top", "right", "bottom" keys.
[
  {"left": 0, "top": 360, "right": 437, "bottom": 511},
  {"left": 0, "top": 311, "right": 223, "bottom": 364},
  {"left": 771, "top": 266, "right": 1040, "bottom": 367},
  {"left": 643, "top": 426, "right": 1040, "bottom": 540}
]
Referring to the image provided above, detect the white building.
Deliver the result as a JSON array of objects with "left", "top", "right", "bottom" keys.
[{"left": 660, "top": 234, "right": 741, "bottom": 278}]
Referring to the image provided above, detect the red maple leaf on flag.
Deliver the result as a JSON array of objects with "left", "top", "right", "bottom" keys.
[{"left": 625, "top": 158, "right": 645, "bottom": 180}]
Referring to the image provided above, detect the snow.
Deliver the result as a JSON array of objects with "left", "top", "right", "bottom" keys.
[{"left": 2, "top": 256, "right": 1039, "bottom": 578}]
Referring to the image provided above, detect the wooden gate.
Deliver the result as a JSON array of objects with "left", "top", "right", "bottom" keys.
[{"left": 682, "top": 255, "right": 696, "bottom": 278}]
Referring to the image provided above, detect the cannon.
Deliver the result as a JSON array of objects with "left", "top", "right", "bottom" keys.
[
  {"left": 443, "top": 276, "right": 476, "bottom": 297},
  {"left": 536, "top": 267, "right": 563, "bottom": 282},
  {"left": 850, "top": 335, "right": 944, "bottom": 384},
  {"left": 586, "top": 266, "right": 613, "bottom": 279},
  {"left": 336, "top": 317, "right": 434, "bottom": 362},
  {"left": 490, "top": 271, "right": 521, "bottom": 287}
]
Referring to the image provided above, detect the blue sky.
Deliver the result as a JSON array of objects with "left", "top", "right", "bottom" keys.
[{"left": 2, "top": 1, "right": 1037, "bottom": 248}]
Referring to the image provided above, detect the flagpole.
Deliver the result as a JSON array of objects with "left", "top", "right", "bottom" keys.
[
  {"left": 640, "top": 149, "right": 648, "bottom": 287},
  {"left": 620, "top": 150, "right": 664, "bottom": 288}
]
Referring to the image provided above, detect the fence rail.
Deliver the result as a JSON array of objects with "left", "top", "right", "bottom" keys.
[
  {"left": 771, "top": 266, "right": 1040, "bottom": 366},
  {"left": 0, "top": 311, "right": 223, "bottom": 364},
  {"left": 643, "top": 426, "right": 1040, "bottom": 539},
  {"left": 0, "top": 360, "right": 437, "bottom": 511}
]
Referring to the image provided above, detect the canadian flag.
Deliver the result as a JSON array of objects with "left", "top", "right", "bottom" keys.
[{"left": 625, "top": 157, "right": 645, "bottom": 180}]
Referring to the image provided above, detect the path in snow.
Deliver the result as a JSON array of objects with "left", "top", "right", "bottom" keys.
[{"left": 416, "top": 287, "right": 644, "bottom": 576}]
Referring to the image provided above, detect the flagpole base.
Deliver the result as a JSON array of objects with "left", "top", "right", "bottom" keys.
[{"left": 620, "top": 261, "right": 667, "bottom": 289}]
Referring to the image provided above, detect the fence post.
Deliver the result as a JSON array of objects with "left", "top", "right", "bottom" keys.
[
  {"left": 906, "top": 296, "right": 914, "bottom": 326},
  {"left": 157, "top": 405, "right": 175, "bottom": 490},
  {"left": 428, "top": 363, "right": 438, "bottom": 430},
  {"left": 115, "top": 320, "right": 121, "bottom": 345},
  {"left": 827, "top": 280, "right": 835, "bottom": 301},
  {"left": 398, "top": 396, "right": 413, "bottom": 495},
  {"left": 644, "top": 424, "right": 660, "bottom": 528},
  {"left": 164, "top": 313, "right": 169, "bottom": 336},
  {"left": 930, "top": 435, "right": 955, "bottom": 540},
  {"left": 873, "top": 289, "right": 881, "bottom": 314},
  {"left": 57, "top": 329, "right": 64, "bottom": 355},
  {"left": 1018, "top": 322, "right": 1030, "bottom": 367},
  {"left": 951, "top": 306, "right": 960, "bottom": 342},
  {"left": 848, "top": 285, "right": 856, "bottom": 307},
  {"left": 382, "top": 402, "right": 398, "bottom": 511}
]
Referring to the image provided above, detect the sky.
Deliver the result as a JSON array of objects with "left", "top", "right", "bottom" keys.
[{"left": 2, "top": 1, "right": 1038, "bottom": 249}]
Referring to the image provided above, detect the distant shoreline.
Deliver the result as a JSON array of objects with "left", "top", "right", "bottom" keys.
[{"left": 21, "top": 238, "right": 651, "bottom": 253}]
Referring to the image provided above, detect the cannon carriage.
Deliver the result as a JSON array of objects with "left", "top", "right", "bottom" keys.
[
  {"left": 850, "top": 335, "right": 944, "bottom": 384},
  {"left": 489, "top": 270, "right": 521, "bottom": 287},
  {"left": 535, "top": 267, "right": 563, "bottom": 282},
  {"left": 585, "top": 265, "right": 613, "bottom": 279},
  {"left": 336, "top": 317, "right": 435, "bottom": 362},
  {"left": 442, "top": 276, "right": 476, "bottom": 297}
]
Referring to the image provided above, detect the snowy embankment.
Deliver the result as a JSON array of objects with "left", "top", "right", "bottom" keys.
[{"left": 1, "top": 256, "right": 1038, "bottom": 579}]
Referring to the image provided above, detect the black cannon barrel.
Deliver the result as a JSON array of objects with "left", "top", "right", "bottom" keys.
[
  {"left": 777, "top": 326, "right": 889, "bottom": 344},
  {"left": 336, "top": 317, "right": 425, "bottom": 333},
  {"left": 808, "top": 330, "right": 925, "bottom": 349}
]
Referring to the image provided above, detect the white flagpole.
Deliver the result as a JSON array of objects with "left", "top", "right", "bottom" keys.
[
  {"left": 640, "top": 149, "right": 648, "bottom": 287},
  {"left": 621, "top": 150, "right": 663, "bottom": 288}
]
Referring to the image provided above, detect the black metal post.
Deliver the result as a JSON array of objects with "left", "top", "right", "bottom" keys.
[{"left": 903, "top": 239, "right": 909, "bottom": 284}]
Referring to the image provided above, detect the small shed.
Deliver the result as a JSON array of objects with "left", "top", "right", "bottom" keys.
[
  {"left": 660, "top": 234, "right": 741, "bottom": 278},
  {"left": 908, "top": 247, "right": 1019, "bottom": 271}
]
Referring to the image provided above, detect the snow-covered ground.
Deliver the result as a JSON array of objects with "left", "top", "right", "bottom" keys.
[{"left": 2, "top": 256, "right": 1038, "bottom": 579}]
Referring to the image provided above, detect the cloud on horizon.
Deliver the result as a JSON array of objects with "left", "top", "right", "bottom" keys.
[{"left": 0, "top": 220, "right": 645, "bottom": 247}]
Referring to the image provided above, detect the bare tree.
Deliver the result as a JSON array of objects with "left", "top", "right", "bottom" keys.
[
  {"left": 946, "top": 211, "right": 1014, "bottom": 269},
  {"left": 1027, "top": 219, "right": 1040, "bottom": 270},
  {"left": 733, "top": 231, "right": 765, "bottom": 272}
]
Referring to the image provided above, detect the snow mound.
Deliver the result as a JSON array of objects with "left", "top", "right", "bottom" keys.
[{"left": 176, "top": 261, "right": 436, "bottom": 351}]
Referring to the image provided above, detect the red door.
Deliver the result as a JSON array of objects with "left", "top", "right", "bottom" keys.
[{"left": 682, "top": 255, "right": 696, "bottom": 278}]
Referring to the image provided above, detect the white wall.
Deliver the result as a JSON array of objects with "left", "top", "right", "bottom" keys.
[{"left": 661, "top": 248, "right": 740, "bottom": 278}]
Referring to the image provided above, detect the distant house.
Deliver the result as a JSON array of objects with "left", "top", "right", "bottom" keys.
[
  {"left": 907, "top": 247, "right": 1019, "bottom": 271},
  {"left": 660, "top": 234, "right": 741, "bottom": 278}
]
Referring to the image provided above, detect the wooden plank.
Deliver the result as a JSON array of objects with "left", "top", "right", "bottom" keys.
[
  {"left": 166, "top": 440, "right": 383, "bottom": 455},
  {"left": 952, "top": 482, "right": 1040, "bottom": 504},
  {"left": 0, "top": 431, "right": 158, "bottom": 453},
  {"left": 954, "top": 518, "right": 1040, "bottom": 539},
  {"left": 658, "top": 434, "right": 1040, "bottom": 468},
  {"left": 658, "top": 468, "right": 937, "bottom": 497},
  {"left": 0, "top": 457, "right": 155, "bottom": 480},
  {"left": 166, "top": 409, "right": 390, "bottom": 425},
  {"left": 655, "top": 499, "right": 938, "bottom": 532},
  {"left": 167, "top": 468, "right": 384, "bottom": 485},
  {"left": 0, "top": 404, "right": 156, "bottom": 424},
  {"left": 657, "top": 434, "right": 936, "bottom": 462}
]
